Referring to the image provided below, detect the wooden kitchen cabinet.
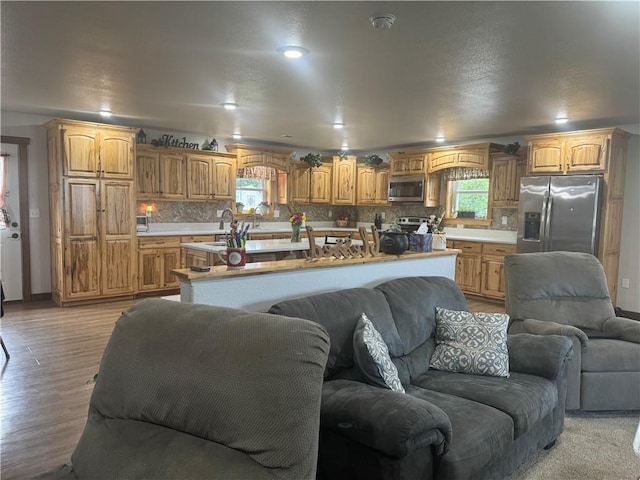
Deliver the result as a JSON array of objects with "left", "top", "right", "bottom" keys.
[
  {"left": 332, "top": 155, "right": 356, "bottom": 205},
  {"left": 428, "top": 143, "right": 502, "bottom": 173},
  {"left": 389, "top": 153, "right": 425, "bottom": 176},
  {"left": 138, "top": 236, "right": 181, "bottom": 291},
  {"left": 527, "top": 129, "right": 611, "bottom": 174},
  {"left": 424, "top": 173, "right": 441, "bottom": 207},
  {"left": 450, "top": 239, "right": 516, "bottom": 300},
  {"left": 186, "top": 153, "right": 236, "bottom": 200},
  {"left": 58, "top": 122, "right": 134, "bottom": 179},
  {"left": 481, "top": 243, "right": 517, "bottom": 299},
  {"left": 226, "top": 144, "right": 293, "bottom": 171},
  {"left": 489, "top": 152, "right": 527, "bottom": 207},
  {"left": 289, "top": 163, "right": 332, "bottom": 204},
  {"left": 451, "top": 240, "right": 482, "bottom": 294},
  {"left": 526, "top": 127, "right": 630, "bottom": 303},
  {"left": 47, "top": 119, "right": 137, "bottom": 306},
  {"left": 136, "top": 146, "right": 186, "bottom": 199},
  {"left": 181, "top": 235, "right": 215, "bottom": 268},
  {"left": 356, "top": 165, "right": 390, "bottom": 206}
]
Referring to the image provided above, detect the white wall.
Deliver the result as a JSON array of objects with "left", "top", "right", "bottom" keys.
[
  {"left": 2, "top": 111, "right": 639, "bottom": 310},
  {"left": 617, "top": 132, "right": 640, "bottom": 312}
]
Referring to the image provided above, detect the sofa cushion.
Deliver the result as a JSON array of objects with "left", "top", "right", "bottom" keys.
[
  {"left": 405, "top": 385, "right": 514, "bottom": 480},
  {"left": 353, "top": 313, "right": 405, "bottom": 392},
  {"left": 269, "top": 288, "right": 402, "bottom": 379},
  {"left": 374, "top": 277, "right": 468, "bottom": 381},
  {"left": 430, "top": 308, "right": 510, "bottom": 378},
  {"left": 581, "top": 339, "right": 640, "bottom": 372},
  {"left": 412, "top": 370, "right": 557, "bottom": 438}
]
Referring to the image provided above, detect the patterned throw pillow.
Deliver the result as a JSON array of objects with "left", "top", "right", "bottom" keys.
[
  {"left": 430, "top": 308, "right": 510, "bottom": 378},
  {"left": 353, "top": 313, "right": 405, "bottom": 393}
]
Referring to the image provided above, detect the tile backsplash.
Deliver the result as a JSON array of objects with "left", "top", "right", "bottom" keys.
[{"left": 136, "top": 201, "right": 517, "bottom": 232}]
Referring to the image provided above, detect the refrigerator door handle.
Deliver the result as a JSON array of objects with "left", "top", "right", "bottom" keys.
[
  {"left": 543, "top": 197, "right": 553, "bottom": 251},
  {"left": 539, "top": 194, "right": 549, "bottom": 250}
]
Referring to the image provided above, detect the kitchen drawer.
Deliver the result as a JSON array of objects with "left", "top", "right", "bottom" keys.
[
  {"left": 451, "top": 240, "right": 482, "bottom": 254},
  {"left": 138, "top": 236, "right": 182, "bottom": 249},
  {"left": 482, "top": 243, "right": 516, "bottom": 256},
  {"left": 181, "top": 235, "right": 214, "bottom": 243}
]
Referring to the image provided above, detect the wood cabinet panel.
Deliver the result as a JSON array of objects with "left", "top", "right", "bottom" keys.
[
  {"left": 455, "top": 253, "right": 482, "bottom": 294},
  {"left": 186, "top": 154, "right": 213, "bottom": 200},
  {"left": 65, "top": 180, "right": 98, "bottom": 236},
  {"left": 310, "top": 164, "right": 332, "bottom": 203},
  {"left": 357, "top": 165, "right": 389, "bottom": 205},
  {"left": 427, "top": 143, "right": 498, "bottom": 173},
  {"left": 212, "top": 156, "right": 236, "bottom": 200},
  {"left": 103, "top": 239, "right": 135, "bottom": 295},
  {"left": 62, "top": 127, "right": 99, "bottom": 177},
  {"left": 66, "top": 239, "right": 100, "bottom": 298},
  {"left": 425, "top": 173, "right": 441, "bottom": 207},
  {"left": 277, "top": 171, "right": 288, "bottom": 205},
  {"left": 373, "top": 168, "right": 389, "bottom": 204},
  {"left": 136, "top": 151, "right": 159, "bottom": 198},
  {"left": 490, "top": 153, "right": 527, "bottom": 207},
  {"left": 481, "top": 255, "right": 507, "bottom": 299},
  {"left": 332, "top": 156, "right": 356, "bottom": 205},
  {"left": 139, "top": 249, "right": 160, "bottom": 291},
  {"left": 390, "top": 154, "right": 425, "bottom": 176},
  {"left": 565, "top": 135, "right": 607, "bottom": 173},
  {"left": 100, "top": 131, "right": 134, "bottom": 178},
  {"left": 159, "top": 153, "right": 186, "bottom": 199},
  {"left": 289, "top": 166, "right": 311, "bottom": 203}
]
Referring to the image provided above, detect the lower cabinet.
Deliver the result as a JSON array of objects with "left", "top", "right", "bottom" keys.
[
  {"left": 451, "top": 240, "right": 516, "bottom": 300},
  {"left": 138, "top": 238, "right": 181, "bottom": 292}
]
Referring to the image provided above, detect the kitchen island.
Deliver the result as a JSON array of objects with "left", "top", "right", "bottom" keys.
[{"left": 171, "top": 249, "right": 459, "bottom": 312}]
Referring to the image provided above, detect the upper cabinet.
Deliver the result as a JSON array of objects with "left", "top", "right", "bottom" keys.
[
  {"left": 289, "top": 163, "right": 332, "bottom": 204},
  {"left": 429, "top": 143, "right": 502, "bottom": 173},
  {"left": 331, "top": 155, "right": 357, "bottom": 205},
  {"left": 489, "top": 151, "right": 527, "bottom": 207},
  {"left": 226, "top": 144, "right": 292, "bottom": 171},
  {"left": 526, "top": 128, "right": 619, "bottom": 174},
  {"left": 136, "top": 145, "right": 235, "bottom": 201},
  {"left": 52, "top": 121, "right": 134, "bottom": 179},
  {"left": 390, "top": 153, "right": 426, "bottom": 176},
  {"left": 356, "top": 164, "right": 389, "bottom": 206}
]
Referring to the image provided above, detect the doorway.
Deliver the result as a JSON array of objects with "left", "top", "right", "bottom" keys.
[{"left": 0, "top": 136, "right": 31, "bottom": 302}]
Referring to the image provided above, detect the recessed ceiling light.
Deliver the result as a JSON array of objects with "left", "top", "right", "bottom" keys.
[
  {"left": 555, "top": 117, "right": 569, "bottom": 124},
  {"left": 281, "top": 134, "right": 293, "bottom": 138},
  {"left": 277, "top": 46, "right": 310, "bottom": 59},
  {"left": 333, "top": 123, "right": 344, "bottom": 129},
  {"left": 341, "top": 145, "right": 349, "bottom": 151},
  {"left": 223, "top": 103, "right": 237, "bottom": 110},
  {"left": 435, "top": 136, "right": 445, "bottom": 143},
  {"left": 99, "top": 110, "right": 112, "bottom": 117},
  {"left": 232, "top": 133, "right": 242, "bottom": 140}
]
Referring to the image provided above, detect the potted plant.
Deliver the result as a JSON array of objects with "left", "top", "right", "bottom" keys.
[
  {"left": 364, "top": 154, "right": 384, "bottom": 166},
  {"left": 235, "top": 202, "right": 245, "bottom": 213},
  {"left": 300, "top": 153, "right": 322, "bottom": 168},
  {"left": 258, "top": 201, "right": 271, "bottom": 214}
]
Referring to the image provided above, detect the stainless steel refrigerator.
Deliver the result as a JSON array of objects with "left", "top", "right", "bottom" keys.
[{"left": 517, "top": 175, "right": 603, "bottom": 255}]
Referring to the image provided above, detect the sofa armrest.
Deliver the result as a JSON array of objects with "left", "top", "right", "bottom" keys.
[
  {"left": 507, "top": 333, "right": 574, "bottom": 380},
  {"left": 321, "top": 380, "right": 452, "bottom": 457},
  {"left": 603, "top": 317, "right": 640, "bottom": 343},
  {"left": 520, "top": 318, "right": 589, "bottom": 347}
]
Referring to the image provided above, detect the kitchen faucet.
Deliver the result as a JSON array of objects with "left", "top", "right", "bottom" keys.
[
  {"left": 219, "top": 208, "right": 235, "bottom": 230},
  {"left": 252, "top": 206, "right": 264, "bottom": 229}
]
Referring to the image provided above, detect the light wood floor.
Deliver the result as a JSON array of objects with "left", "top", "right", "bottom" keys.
[{"left": 0, "top": 294, "right": 504, "bottom": 478}]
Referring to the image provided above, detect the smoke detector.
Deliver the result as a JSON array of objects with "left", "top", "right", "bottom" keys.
[{"left": 370, "top": 14, "right": 396, "bottom": 30}]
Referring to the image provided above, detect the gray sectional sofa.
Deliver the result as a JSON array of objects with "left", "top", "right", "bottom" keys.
[{"left": 269, "top": 276, "right": 574, "bottom": 480}]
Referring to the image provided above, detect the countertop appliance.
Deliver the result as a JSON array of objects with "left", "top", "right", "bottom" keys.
[
  {"left": 136, "top": 215, "right": 149, "bottom": 233},
  {"left": 517, "top": 175, "right": 603, "bottom": 255},
  {"left": 388, "top": 175, "right": 424, "bottom": 202}
]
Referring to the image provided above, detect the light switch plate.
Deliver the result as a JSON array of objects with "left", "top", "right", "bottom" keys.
[
  {"left": 622, "top": 278, "right": 630, "bottom": 289},
  {"left": 29, "top": 208, "right": 40, "bottom": 218}
]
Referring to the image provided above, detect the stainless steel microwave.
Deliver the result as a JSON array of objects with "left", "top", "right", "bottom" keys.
[{"left": 388, "top": 175, "right": 425, "bottom": 202}]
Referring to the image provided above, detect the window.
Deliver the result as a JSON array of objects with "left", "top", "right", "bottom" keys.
[
  {"left": 236, "top": 178, "right": 266, "bottom": 213},
  {"left": 447, "top": 178, "right": 489, "bottom": 219}
]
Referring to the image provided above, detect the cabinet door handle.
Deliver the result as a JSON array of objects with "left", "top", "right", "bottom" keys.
[{"left": 495, "top": 249, "right": 505, "bottom": 253}]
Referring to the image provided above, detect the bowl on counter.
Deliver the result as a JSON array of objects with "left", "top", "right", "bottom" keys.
[{"left": 335, "top": 220, "right": 348, "bottom": 228}]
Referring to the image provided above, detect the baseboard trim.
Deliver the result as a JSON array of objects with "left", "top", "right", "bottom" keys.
[{"left": 31, "top": 292, "right": 52, "bottom": 302}]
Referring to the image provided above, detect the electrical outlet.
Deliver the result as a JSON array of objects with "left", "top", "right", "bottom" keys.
[
  {"left": 381, "top": 212, "right": 386, "bottom": 220},
  {"left": 216, "top": 210, "right": 223, "bottom": 217},
  {"left": 328, "top": 210, "right": 332, "bottom": 218},
  {"left": 274, "top": 209, "right": 280, "bottom": 218},
  {"left": 501, "top": 216, "right": 508, "bottom": 225},
  {"left": 29, "top": 208, "right": 40, "bottom": 218},
  {"left": 621, "top": 278, "right": 630, "bottom": 289}
]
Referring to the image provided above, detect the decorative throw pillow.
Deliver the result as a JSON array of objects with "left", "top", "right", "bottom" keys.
[
  {"left": 429, "top": 308, "right": 510, "bottom": 378},
  {"left": 353, "top": 313, "right": 405, "bottom": 393}
]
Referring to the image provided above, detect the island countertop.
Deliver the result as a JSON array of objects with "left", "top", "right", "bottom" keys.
[
  {"left": 181, "top": 237, "right": 363, "bottom": 254},
  {"left": 172, "top": 248, "right": 459, "bottom": 281}
]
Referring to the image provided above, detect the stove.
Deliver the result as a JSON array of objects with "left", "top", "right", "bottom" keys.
[{"left": 396, "top": 216, "right": 431, "bottom": 233}]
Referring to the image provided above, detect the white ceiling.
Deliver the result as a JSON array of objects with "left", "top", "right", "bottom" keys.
[{"left": 1, "top": 1, "right": 639, "bottom": 153}]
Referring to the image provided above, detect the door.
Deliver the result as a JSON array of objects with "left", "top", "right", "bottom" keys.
[
  {"left": 0, "top": 144, "right": 22, "bottom": 300},
  {"left": 516, "top": 176, "right": 550, "bottom": 253},
  {"left": 547, "top": 175, "right": 602, "bottom": 254}
]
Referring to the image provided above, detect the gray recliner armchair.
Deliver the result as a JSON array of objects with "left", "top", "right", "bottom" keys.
[
  {"left": 504, "top": 251, "right": 640, "bottom": 410},
  {"left": 41, "top": 298, "right": 330, "bottom": 479}
]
